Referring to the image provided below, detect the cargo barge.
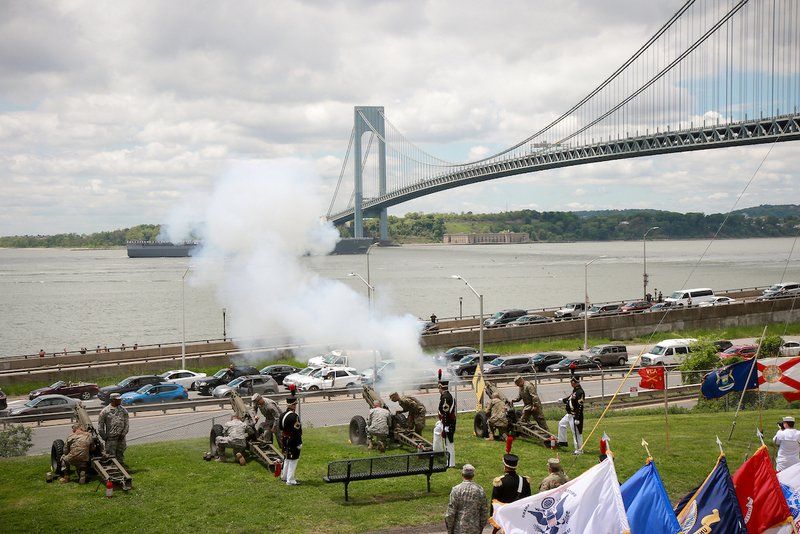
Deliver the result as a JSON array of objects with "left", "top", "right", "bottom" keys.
[{"left": 126, "top": 241, "right": 198, "bottom": 258}]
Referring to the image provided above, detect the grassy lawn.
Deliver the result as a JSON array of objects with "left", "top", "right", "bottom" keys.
[{"left": 0, "top": 408, "right": 791, "bottom": 533}]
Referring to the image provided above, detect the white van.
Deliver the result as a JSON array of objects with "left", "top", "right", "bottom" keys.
[
  {"left": 664, "top": 288, "right": 715, "bottom": 307},
  {"left": 640, "top": 338, "right": 698, "bottom": 366}
]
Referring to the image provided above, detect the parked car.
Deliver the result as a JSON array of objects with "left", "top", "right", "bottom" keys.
[
  {"left": 531, "top": 352, "right": 568, "bottom": 372},
  {"left": 648, "top": 302, "right": 677, "bottom": 312},
  {"left": 283, "top": 366, "right": 324, "bottom": 388},
  {"left": 719, "top": 345, "right": 759, "bottom": 360},
  {"left": 780, "top": 341, "right": 800, "bottom": 357},
  {"left": 98, "top": 375, "right": 164, "bottom": 403},
  {"left": 713, "top": 340, "right": 734, "bottom": 352},
  {"left": 620, "top": 300, "right": 652, "bottom": 313},
  {"left": 586, "top": 344, "right": 629, "bottom": 366},
  {"left": 212, "top": 374, "right": 280, "bottom": 398},
  {"left": 664, "top": 288, "right": 716, "bottom": 306},
  {"left": 510, "top": 314, "right": 551, "bottom": 326},
  {"left": 298, "top": 367, "right": 364, "bottom": 391},
  {"left": 0, "top": 388, "right": 6, "bottom": 411},
  {"left": 29, "top": 380, "right": 99, "bottom": 401},
  {"left": 195, "top": 366, "right": 260, "bottom": 396},
  {"left": 554, "top": 302, "right": 585, "bottom": 319},
  {"left": 259, "top": 365, "right": 301, "bottom": 385},
  {"left": 360, "top": 360, "right": 396, "bottom": 385},
  {"left": 579, "top": 304, "right": 621, "bottom": 318},
  {"left": 641, "top": 339, "right": 697, "bottom": 366},
  {"left": 448, "top": 353, "right": 500, "bottom": 377},
  {"left": 439, "top": 347, "right": 479, "bottom": 364},
  {"left": 159, "top": 370, "right": 207, "bottom": 391},
  {"left": 484, "top": 309, "right": 527, "bottom": 328},
  {"left": 482, "top": 355, "right": 534, "bottom": 375},
  {"left": 546, "top": 356, "right": 599, "bottom": 373},
  {"left": 760, "top": 282, "right": 800, "bottom": 300},
  {"left": 120, "top": 383, "right": 189, "bottom": 405},
  {"left": 7, "top": 394, "right": 79, "bottom": 416},
  {"left": 698, "top": 296, "right": 736, "bottom": 307}
]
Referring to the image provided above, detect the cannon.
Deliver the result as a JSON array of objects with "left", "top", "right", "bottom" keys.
[
  {"left": 348, "top": 385, "right": 433, "bottom": 452},
  {"left": 472, "top": 380, "right": 557, "bottom": 446},
  {"left": 206, "top": 391, "right": 284, "bottom": 472},
  {"left": 50, "top": 403, "right": 133, "bottom": 490}
]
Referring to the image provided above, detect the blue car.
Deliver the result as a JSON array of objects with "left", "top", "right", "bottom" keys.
[{"left": 120, "top": 383, "right": 188, "bottom": 405}]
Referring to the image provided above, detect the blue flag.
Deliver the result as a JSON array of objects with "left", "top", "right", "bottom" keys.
[
  {"left": 621, "top": 460, "right": 680, "bottom": 534},
  {"left": 675, "top": 455, "right": 746, "bottom": 534},
  {"left": 700, "top": 358, "right": 759, "bottom": 399}
]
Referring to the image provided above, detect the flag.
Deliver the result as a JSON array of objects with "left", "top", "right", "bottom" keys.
[
  {"left": 777, "top": 462, "right": 800, "bottom": 532},
  {"left": 732, "top": 445, "right": 793, "bottom": 533},
  {"left": 621, "top": 460, "right": 680, "bottom": 534},
  {"left": 757, "top": 357, "right": 800, "bottom": 402},
  {"left": 675, "top": 455, "right": 747, "bottom": 533},
  {"left": 493, "top": 457, "right": 630, "bottom": 534},
  {"left": 701, "top": 359, "right": 759, "bottom": 399},
  {"left": 639, "top": 366, "right": 665, "bottom": 390}
]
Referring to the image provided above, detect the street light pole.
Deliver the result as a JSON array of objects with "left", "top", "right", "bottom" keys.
[
  {"left": 583, "top": 257, "right": 604, "bottom": 351},
  {"left": 452, "top": 275, "right": 484, "bottom": 399},
  {"left": 349, "top": 272, "right": 377, "bottom": 383},
  {"left": 643, "top": 226, "right": 659, "bottom": 299},
  {"left": 365, "top": 242, "right": 377, "bottom": 290},
  {"left": 222, "top": 308, "right": 227, "bottom": 340},
  {"left": 181, "top": 267, "right": 190, "bottom": 370},
  {"left": 459, "top": 296, "right": 463, "bottom": 319}
]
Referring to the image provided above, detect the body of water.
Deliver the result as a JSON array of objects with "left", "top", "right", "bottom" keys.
[{"left": 0, "top": 237, "right": 797, "bottom": 357}]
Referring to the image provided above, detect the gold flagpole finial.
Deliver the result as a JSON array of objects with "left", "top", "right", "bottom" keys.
[
  {"left": 715, "top": 435, "right": 725, "bottom": 456},
  {"left": 641, "top": 438, "right": 652, "bottom": 462}
]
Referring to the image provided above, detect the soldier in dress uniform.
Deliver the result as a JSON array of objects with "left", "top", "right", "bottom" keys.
[
  {"left": 279, "top": 389, "right": 302, "bottom": 485},
  {"left": 389, "top": 392, "right": 427, "bottom": 434},
  {"left": 489, "top": 454, "right": 531, "bottom": 534},
  {"left": 486, "top": 393, "right": 508, "bottom": 440},
  {"left": 558, "top": 376, "right": 586, "bottom": 454},
  {"left": 98, "top": 393, "right": 129, "bottom": 464},
  {"left": 251, "top": 393, "right": 281, "bottom": 444},
  {"left": 438, "top": 380, "right": 457, "bottom": 467},
  {"left": 512, "top": 376, "right": 548, "bottom": 431},
  {"left": 445, "top": 464, "right": 487, "bottom": 534},
  {"left": 539, "top": 457, "right": 569, "bottom": 491}
]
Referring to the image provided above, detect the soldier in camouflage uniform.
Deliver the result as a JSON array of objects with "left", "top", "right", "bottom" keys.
[
  {"left": 366, "top": 401, "right": 391, "bottom": 452},
  {"left": 445, "top": 464, "right": 487, "bottom": 534},
  {"left": 486, "top": 393, "right": 508, "bottom": 441},
  {"left": 215, "top": 414, "right": 249, "bottom": 465},
  {"left": 59, "top": 423, "right": 93, "bottom": 484},
  {"left": 389, "top": 392, "right": 426, "bottom": 434},
  {"left": 512, "top": 376, "right": 548, "bottom": 431},
  {"left": 539, "top": 457, "right": 569, "bottom": 491},
  {"left": 251, "top": 393, "right": 281, "bottom": 444},
  {"left": 98, "top": 393, "right": 129, "bottom": 464}
]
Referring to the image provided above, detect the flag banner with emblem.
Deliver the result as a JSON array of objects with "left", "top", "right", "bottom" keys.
[
  {"left": 757, "top": 357, "right": 800, "bottom": 402},
  {"left": 777, "top": 462, "right": 800, "bottom": 533},
  {"left": 732, "top": 445, "right": 794, "bottom": 533},
  {"left": 493, "top": 457, "right": 630, "bottom": 534},
  {"left": 701, "top": 359, "right": 759, "bottom": 399},
  {"left": 675, "top": 454, "right": 747, "bottom": 533},
  {"left": 621, "top": 460, "right": 680, "bottom": 534},
  {"left": 638, "top": 366, "right": 665, "bottom": 391}
]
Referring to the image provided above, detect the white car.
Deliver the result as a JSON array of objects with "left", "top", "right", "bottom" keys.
[
  {"left": 298, "top": 367, "right": 363, "bottom": 392},
  {"left": 698, "top": 296, "right": 736, "bottom": 307},
  {"left": 282, "top": 366, "right": 323, "bottom": 388},
  {"left": 780, "top": 341, "right": 800, "bottom": 357},
  {"left": 159, "top": 370, "right": 207, "bottom": 391}
]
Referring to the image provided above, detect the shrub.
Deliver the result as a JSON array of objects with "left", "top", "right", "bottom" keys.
[
  {"left": 0, "top": 425, "right": 33, "bottom": 457},
  {"left": 755, "top": 334, "right": 783, "bottom": 357}
]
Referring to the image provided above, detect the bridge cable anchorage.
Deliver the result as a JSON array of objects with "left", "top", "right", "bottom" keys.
[{"left": 327, "top": 126, "right": 356, "bottom": 218}]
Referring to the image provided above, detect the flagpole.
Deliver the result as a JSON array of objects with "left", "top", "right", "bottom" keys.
[
  {"left": 664, "top": 368, "right": 670, "bottom": 451},
  {"left": 727, "top": 325, "right": 767, "bottom": 441}
]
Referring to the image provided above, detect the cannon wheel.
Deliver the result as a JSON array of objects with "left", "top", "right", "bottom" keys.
[
  {"left": 473, "top": 412, "right": 489, "bottom": 438},
  {"left": 51, "top": 439, "right": 65, "bottom": 475},
  {"left": 209, "top": 424, "right": 224, "bottom": 456},
  {"left": 349, "top": 415, "right": 367, "bottom": 445}
]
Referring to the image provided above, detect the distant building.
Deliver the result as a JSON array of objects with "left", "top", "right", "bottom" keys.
[{"left": 442, "top": 231, "right": 531, "bottom": 245}]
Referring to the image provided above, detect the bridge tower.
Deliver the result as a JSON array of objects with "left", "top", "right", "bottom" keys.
[{"left": 353, "top": 106, "right": 387, "bottom": 240}]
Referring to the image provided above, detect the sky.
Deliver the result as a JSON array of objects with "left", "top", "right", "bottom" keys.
[{"left": 1, "top": 0, "right": 798, "bottom": 236}]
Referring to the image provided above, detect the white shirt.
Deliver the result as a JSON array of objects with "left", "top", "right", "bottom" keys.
[{"left": 773, "top": 427, "right": 800, "bottom": 470}]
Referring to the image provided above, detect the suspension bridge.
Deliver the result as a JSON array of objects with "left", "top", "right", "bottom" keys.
[{"left": 327, "top": 0, "right": 800, "bottom": 240}]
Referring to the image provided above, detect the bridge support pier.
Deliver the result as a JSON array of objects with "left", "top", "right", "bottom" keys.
[{"left": 353, "top": 106, "right": 387, "bottom": 239}]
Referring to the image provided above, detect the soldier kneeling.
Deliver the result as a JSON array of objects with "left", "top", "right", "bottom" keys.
[
  {"left": 366, "top": 401, "right": 391, "bottom": 452},
  {"left": 60, "top": 424, "right": 92, "bottom": 484},
  {"left": 215, "top": 414, "right": 248, "bottom": 466},
  {"left": 486, "top": 393, "right": 509, "bottom": 441}
]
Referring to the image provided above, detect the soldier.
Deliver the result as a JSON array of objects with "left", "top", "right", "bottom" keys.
[
  {"left": 366, "top": 400, "right": 391, "bottom": 452},
  {"left": 98, "top": 393, "right": 129, "bottom": 464},
  {"left": 539, "top": 457, "right": 569, "bottom": 491},
  {"left": 486, "top": 393, "right": 508, "bottom": 441},
  {"left": 279, "top": 390, "right": 302, "bottom": 485},
  {"left": 512, "top": 376, "right": 548, "bottom": 431},
  {"left": 490, "top": 454, "right": 531, "bottom": 534},
  {"left": 445, "top": 463, "right": 487, "bottom": 534},
  {"left": 59, "top": 423, "right": 93, "bottom": 484},
  {"left": 251, "top": 393, "right": 280, "bottom": 444},
  {"left": 438, "top": 380, "right": 456, "bottom": 467},
  {"left": 558, "top": 376, "right": 586, "bottom": 454},
  {"left": 389, "top": 392, "right": 427, "bottom": 434},
  {"left": 215, "top": 414, "right": 248, "bottom": 465}
]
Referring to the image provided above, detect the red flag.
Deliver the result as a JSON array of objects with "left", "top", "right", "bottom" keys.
[
  {"left": 638, "top": 366, "right": 665, "bottom": 390},
  {"left": 732, "top": 445, "right": 793, "bottom": 533}
]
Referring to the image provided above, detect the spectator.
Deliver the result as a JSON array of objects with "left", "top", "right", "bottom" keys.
[
  {"left": 96, "top": 346, "right": 101, "bottom": 354},
  {"left": 79, "top": 347, "right": 87, "bottom": 355},
  {"left": 120, "top": 343, "right": 126, "bottom": 351},
  {"left": 430, "top": 313, "right": 438, "bottom": 324},
  {"left": 657, "top": 290, "right": 663, "bottom": 302},
  {"left": 39, "top": 349, "right": 45, "bottom": 358},
  {"left": 103, "top": 346, "right": 109, "bottom": 353},
  {"left": 133, "top": 343, "right": 138, "bottom": 350},
  {"left": 445, "top": 464, "right": 487, "bottom": 534},
  {"left": 774, "top": 416, "right": 800, "bottom": 471}
]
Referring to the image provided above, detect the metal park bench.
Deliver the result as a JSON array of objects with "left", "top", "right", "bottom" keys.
[{"left": 323, "top": 451, "right": 449, "bottom": 501}]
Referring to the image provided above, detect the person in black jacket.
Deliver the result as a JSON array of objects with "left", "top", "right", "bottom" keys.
[
  {"left": 438, "top": 380, "right": 457, "bottom": 467},
  {"left": 279, "top": 390, "right": 302, "bottom": 485},
  {"left": 557, "top": 376, "right": 585, "bottom": 454},
  {"left": 489, "top": 454, "right": 531, "bottom": 534}
]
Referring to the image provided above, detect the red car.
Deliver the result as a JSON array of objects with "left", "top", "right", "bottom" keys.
[
  {"left": 620, "top": 300, "right": 653, "bottom": 313},
  {"left": 718, "top": 345, "right": 758, "bottom": 360},
  {"left": 29, "top": 380, "right": 99, "bottom": 401}
]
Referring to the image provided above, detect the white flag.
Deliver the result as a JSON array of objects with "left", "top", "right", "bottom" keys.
[{"left": 493, "top": 457, "right": 630, "bottom": 534}]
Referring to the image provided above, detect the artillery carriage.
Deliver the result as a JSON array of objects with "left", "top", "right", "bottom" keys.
[{"left": 348, "top": 386, "right": 433, "bottom": 452}]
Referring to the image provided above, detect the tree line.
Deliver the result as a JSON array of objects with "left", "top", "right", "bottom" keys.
[{"left": 0, "top": 225, "right": 161, "bottom": 248}]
